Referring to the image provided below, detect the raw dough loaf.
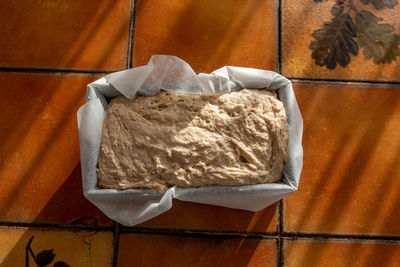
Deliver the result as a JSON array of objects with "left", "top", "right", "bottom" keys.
[{"left": 97, "top": 89, "right": 289, "bottom": 192}]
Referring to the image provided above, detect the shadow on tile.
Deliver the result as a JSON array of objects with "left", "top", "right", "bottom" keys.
[
  {"left": 0, "top": 73, "right": 110, "bottom": 225},
  {"left": 285, "top": 84, "right": 400, "bottom": 237},
  {"left": 118, "top": 233, "right": 277, "bottom": 267},
  {"left": 134, "top": 0, "right": 276, "bottom": 72},
  {"left": 0, "top": 0, "right": 131, "bottom": 70},
  {"left": 284, "top": 239, "right": 400, "bottom": 267},
  {"left": 33, "top": 163, "right": 113, "bottom": 226},
  {"left": 137, "top": 200, "right": 277, "bottom": 233}
]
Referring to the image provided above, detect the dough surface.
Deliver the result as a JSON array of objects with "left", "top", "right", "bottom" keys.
[{"left": 97, "top": 89, "right": 289, "bottom": 192}]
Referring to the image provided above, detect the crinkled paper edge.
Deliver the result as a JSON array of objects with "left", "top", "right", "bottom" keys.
[{"left": 77, "top": 55, "right": 303, "bottom": 226}]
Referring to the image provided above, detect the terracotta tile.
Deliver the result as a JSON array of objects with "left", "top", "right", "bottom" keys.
[
  {"left": 134, "top": 0, "right": 276, "bottom": 73},
  {"left": 0, "top": 226, "right": 113, "bottom": 266},
  {"left": 118, "top": 233, "right": 276, "bottom": 267},
  {"left": 284, "top": 239, "right": 400, "bottom": 267},
  {"left": 284, "top": 83, "right": 400, "bottom": 235},
  {"left": 0, "top": 0, "right": 131, "bottom": 70},
  {"left": 0, "top": 72, "right": 112, "bottom": 226},
  {"left": 282, "top": 0, "right": 400, "bottom": 81},
  {"left": 138, "top": 200, "right": 277, "bottom": 233}
]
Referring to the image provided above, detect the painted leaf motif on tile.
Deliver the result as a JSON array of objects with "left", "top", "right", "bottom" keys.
[
  {"left": 356, "top": 10, "right": 400, "bottom": 64},
  {"left": 331, "top": 4, "right": 344, "bottom": 16},
  {"left": 310, "top": 13, "right": 358, "bottom": 69},
  {"left": 360, "top": 0, "right": 398, "bottom": 10},
  {"left": 25, "top": 236, "right": 71, "bottom": 267},
  {"left": 36, "top": 249, "right": 56, "bottom": 266},
  {"left": 310, "top": 0, "right": 399, "bottom": 70}
]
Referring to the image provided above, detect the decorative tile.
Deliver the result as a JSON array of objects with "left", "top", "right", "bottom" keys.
[
  {"left": 0, "top": 73, "right": 112, "bottom": 226},
  {"left": 133, "top": 0, "right": 277, "bottom": 73},
  {"left": 118, "top": 233, "right": 277, "bottom": 267},
  {"left": 0, "top": 0, "right": 131, "bottom": 71},
  {"left": 282, "top": 0, "right": 400, "bottom": 82},
  {"left": 284, "top": 83, "right": 400, "bottom": 235},
  {"left": 0, "top": 226, "right": 113, "bottom": 267},
  {"left": 137, "top": 200, "right": 277, "bottom": 233},
  {"left": 284, "top": 239, "right": 400, "bottom": 267}
]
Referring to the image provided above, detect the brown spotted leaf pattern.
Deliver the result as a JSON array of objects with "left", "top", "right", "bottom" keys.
[
  {"left": 356, "top": 10, "right": 400, "bottom": 64},
  {"left": 360, "top": 0, "right": 398, "bottom": 10},
  {"left": 310, "top": 13, "right": 358, "bottom": 69}
]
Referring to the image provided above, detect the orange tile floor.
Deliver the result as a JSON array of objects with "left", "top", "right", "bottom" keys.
[{"left": 1, "top": 0, "right": 399, "bottom": 266}]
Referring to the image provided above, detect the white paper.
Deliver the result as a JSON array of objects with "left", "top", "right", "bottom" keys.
[{"left": 77, "top": 55, "right": 303, "bottom": 226}]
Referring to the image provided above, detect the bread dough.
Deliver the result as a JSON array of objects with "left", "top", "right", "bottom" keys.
[{"left": 97, "top": 89, "right": 289, "bottom": 192}]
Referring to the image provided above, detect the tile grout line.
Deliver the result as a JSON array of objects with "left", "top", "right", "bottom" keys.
[
  {"left": 0, "top": 66, "right": 111, "bottom": 75},
  {"left": 282, "top": 232, "right": 400, "bottom": 243},
  {"left": 2, "top": 66, "right": 398, "bottom": 87},
  {"left": 1, "top": 220, "right": 399, "bottom": 243},
  {"left": 117, "top": 227, "right": 400, "bottom": 243},
  {"left": 132, "top": 0, "right": 139, "bottom": 67},
  {"left": 112, "top": 222, "right": 120, "bottom": 267},
  {"left": 277, "top": 200, "right": 283, "bottom": 234},
  {"left": 276, "top": 0, "right": 282, "bottom": 74},
  {"left": 0, "top": 221, "right": 113, "bottom": 232},
  {"left": 290, "top": 77, "right": 400, "bottom": 87},
  {"left": 124, "top": 226, "right": 276, "bottom": 238},
  {"left": 278, "top": 200, "right": 284, "bottom": 266},
  {"left": 1, "top": 220, "right": 400, "bottom": 243},
  {"left": 277, "top": 238, "right": 283, "bottom": 267},
  {"left": 120, "top": 227, "right": 277, "bottom": 236},
  {"left": 126, "top": 0, "right": 137, "bottom": 69},
  {"left": 119, "top": 227, "right": 278, "bottom": 239}
]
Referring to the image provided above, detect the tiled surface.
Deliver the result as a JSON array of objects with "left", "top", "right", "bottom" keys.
[
  {"left": 282, "top": 0, "right": 400, "bottom": 82},
  {"left": 0, "top": 0, "right": 131, "bottom": 71},
  {"left": 1, "top": 0, "right": 400, "bottom": 266},
  {"left": 0, "top": 227, "right": 113, "bottom": 267},
  {"left": 133, "top": 0, "right": 277, "bottom": 72},
  {"left": 0, "top": 72, "right": 112, "bottom": 226},
  {"left": 284, "top": 239, "right": 400, "bottom": 267},
  {"left": 285, "top": 83, "right": 400, "bottom": 236},
  {"left": 138, "top": 200, "right": 277, "bottom": 233},
  {"left": 118, "top": 233, "right": 277, "bottom": 267}
]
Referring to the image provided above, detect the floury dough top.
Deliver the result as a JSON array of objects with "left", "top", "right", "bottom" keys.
[{"left": 97, "top": 89, "right": 289, "bottom": 192}]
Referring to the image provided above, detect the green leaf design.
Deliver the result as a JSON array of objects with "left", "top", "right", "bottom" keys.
[
  {"left": 310, "top": 13, "right": 358, "bottom": 69},
  {"left": 356, "top": 10, "right": 400, "bottom": 64},
  {"left": 360, "top": 0, "right": 398, "bottom": 10}
]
